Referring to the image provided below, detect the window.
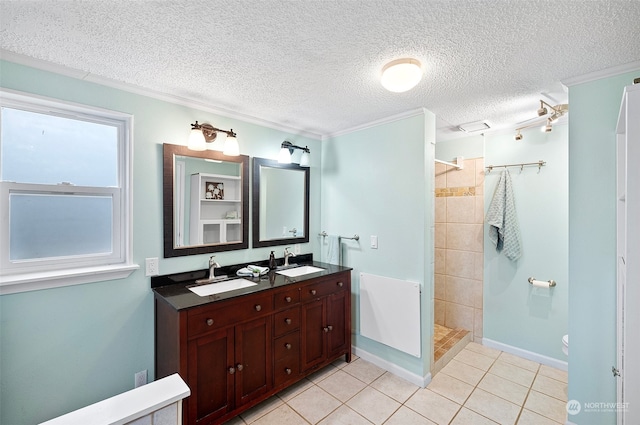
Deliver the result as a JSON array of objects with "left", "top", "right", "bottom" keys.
[{"left": 0, "top": 89, "right": 137, "bottom": 294}]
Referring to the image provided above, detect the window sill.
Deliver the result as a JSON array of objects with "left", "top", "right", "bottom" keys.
[{"left": 0, "top": 263, "right": 140, "bottom": 295}]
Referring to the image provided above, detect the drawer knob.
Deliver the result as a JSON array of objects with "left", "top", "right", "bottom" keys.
[
  {"left": 228, "top": 367, "right": 235, "bottom": 374},
  {"left": 285, "top": 296, "right": 292, "bottom": 303},
  {"left": 285, "top": 318, "right": 292, "bottom": 325},
  {"left": 236, "top": 364, "right": 244, "bottom": 371},
  {"left": 327, "top": 325, "right": 333, "bottom": 331},
  {"left": 323, "top": 326, "right": 329, "bottom": 333},
  {"left": 337, "top": 281, "right": 344, "bottom": 287},
  {"left": 310, "top": 289, "right": 317, "bottom": 296},
  {"left": 255, "top": 304, "right": 262, "bottom": 312},
  {"left": 285, "top": 343, "right": 292, "bottom": 350},
  {"left": 206, "top": 318, "right": 214, "bottom": 326},
  {"left": 285, "top": 368, "right": 292, "bottom": 375}
]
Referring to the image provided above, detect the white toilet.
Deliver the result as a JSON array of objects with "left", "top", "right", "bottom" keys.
[{"left": 562, "top": 334, "right": 569, "bottom": 356}]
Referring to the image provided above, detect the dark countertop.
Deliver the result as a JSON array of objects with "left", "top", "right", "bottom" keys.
[{"left": 152, "top": 260, "right": 352, "bottom": 311}]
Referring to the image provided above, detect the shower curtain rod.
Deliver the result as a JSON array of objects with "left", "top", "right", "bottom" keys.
[{"left": 485, "top": 160, "right": 546, "bottom": 173}]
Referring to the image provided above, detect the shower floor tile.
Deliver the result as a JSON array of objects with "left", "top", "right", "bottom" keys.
[{"left": 434, "top": 324, "right": 470, "bottom": 362}]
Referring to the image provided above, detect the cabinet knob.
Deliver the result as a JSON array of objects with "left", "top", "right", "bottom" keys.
[
  {"left": 323, "top": 327, "right": 329, "bottom": 333},
  {"left": 310, "top": 289, "right": 317, "bottom": 296},
  {"left": 285, "top": 368, "right": 292, "bottom": 375},
  {"left": 228, "top": 367, "right": 235, "bottom": 374},
  {"left": 206, "top": 318, "right": 214, "bottom": 326},
  {"left": 236, "top": 364, "right": 244, "bottom": 371},
  {"left": 255, "top": 304, "right": 262, "bottom": 312},
  {"left": 327, "top": 325, "right": 333, "bottom": 331},
  {"left": 285, "top": 296, "right": 292, "bottom": 303},
  {"left": 285, "top": 343, "right": 292, "bottom": 350},
  {"left": 337, "top": 281, "right": 344, "bottom": 287},
  {"left": 285, "top": 318, "right": 292, "bottom": 325}
]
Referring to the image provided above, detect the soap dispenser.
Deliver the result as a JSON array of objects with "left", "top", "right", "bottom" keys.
[{"left": 269, "top": 251, "right": 276, "bottom": 270}]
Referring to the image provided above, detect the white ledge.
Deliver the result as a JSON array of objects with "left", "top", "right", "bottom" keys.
[
  {"left": 0, "top": 263, "right": 139, "bottom": 295},
  {"left": 39, "top": 374, "right": 190, "bottom": 425}
]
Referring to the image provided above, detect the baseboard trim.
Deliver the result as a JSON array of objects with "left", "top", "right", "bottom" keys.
[
  {"left": 482, "top": 338, "right": 568, "bottom": 372},
  {"left": 352, "top": 346, "right": 431, "bottom": 388}
]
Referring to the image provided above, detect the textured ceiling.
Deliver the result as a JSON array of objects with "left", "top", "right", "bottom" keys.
[{"left": 1, "top": 0, "right": 640, "bottom": 140}]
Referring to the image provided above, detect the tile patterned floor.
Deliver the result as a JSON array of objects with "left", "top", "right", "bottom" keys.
[{"left": 224, "top": 342, "right": 568, "bottom": 425}]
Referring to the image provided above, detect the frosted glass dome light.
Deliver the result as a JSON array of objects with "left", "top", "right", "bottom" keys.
[{"left": 381, "top": 58, "right": 423, "bottom": 93}]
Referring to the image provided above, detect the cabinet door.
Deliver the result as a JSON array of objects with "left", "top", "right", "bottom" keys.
[
  {"left": 301, "top": 299, "right": 326, "bottom": 371},
  {"left": 187, "top": 328, "right": 235, "bottom": 425},
  {"left": 235, "top": 316, "right": 272, "bottom": 406},
  {"left": 327, "top": 289, "right": 349, "bottom": 357}
]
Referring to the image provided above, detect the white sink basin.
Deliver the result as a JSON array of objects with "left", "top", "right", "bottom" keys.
[
  {"left": 276, "top": 265, "right": 325, "bottom": 278},
  {"left": 188, "top": 278, "right": 257, "bottom": 296}
]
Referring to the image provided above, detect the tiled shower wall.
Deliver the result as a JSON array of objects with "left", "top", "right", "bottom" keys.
[{"left": 434, "top": 158, "right": 484, "bottom": 343}]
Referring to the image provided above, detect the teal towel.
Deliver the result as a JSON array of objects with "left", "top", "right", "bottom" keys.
[
  {"left": 327, "top": 235, "right": 341, "bottom": 265},
  {"left": 486, "top": 170, "right": 522, "bottom": 261}
]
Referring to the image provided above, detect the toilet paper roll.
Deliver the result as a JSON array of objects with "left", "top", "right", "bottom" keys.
[{"left": 531, "top": 279, "right": 550, "bottom": 288}]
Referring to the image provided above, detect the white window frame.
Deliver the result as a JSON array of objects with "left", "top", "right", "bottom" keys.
[{"left": 0, "top": 89, "right": 138, "bottom": 294}]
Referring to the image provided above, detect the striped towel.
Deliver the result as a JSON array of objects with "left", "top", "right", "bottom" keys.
[{"left": 486, "top": 169, "right": 522, "bottom": 261}]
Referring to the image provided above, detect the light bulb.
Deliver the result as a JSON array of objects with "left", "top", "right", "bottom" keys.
[
  {"left": 187, "top": 129, "right": 206, "bottom": 151},
  {"left": 278, "top": 147, "right": 292, "bottom": 164},
  {"left": 299, "top": 150, "right": 310, "bottom": 167},
  {"left": 223, "top": 135, "right": 240, "bottom": 156}
]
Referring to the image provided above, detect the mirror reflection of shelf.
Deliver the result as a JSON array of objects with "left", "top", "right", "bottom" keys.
[{"left": 191, "top": 172, "right": 242, "bottom": 245}]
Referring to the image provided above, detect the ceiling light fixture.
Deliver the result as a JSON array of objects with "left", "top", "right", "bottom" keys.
[
  {"left": 380, "top": 58, "right": 423, "bottom": 93},
  {"left": 515, "top": 130, "right": 523, "bottom": 141},
  {"left": 514, "top": 100, "right": 569, "bottom": 140},
  {"left": 188, "top": 121, "right": 240, "bottom": 156},
  {"left": 278, "top": 141, "right": 311, "bottom": 167}
]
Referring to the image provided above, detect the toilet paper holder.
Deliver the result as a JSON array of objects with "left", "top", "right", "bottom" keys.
[{"left": 528, "top": 277, "right": 556, "bottom": 287}]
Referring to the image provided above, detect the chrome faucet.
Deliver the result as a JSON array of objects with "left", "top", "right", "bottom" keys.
[
  {"left": 284, "top": 247, "right": 296, "bottom": 267},
  {"left": 208, "top": 255, "right": 221, "bottom": 280}
]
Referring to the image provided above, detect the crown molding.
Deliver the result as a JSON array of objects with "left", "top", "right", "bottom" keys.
[
  {"left": 323, "top": 107, "right": 427, "bottom": 140},
  {"left": 0, "top": 49, "right": 323, "bottom": 140},
  {"left": 562, "top": 60, "right": 640, "bottom": 87}
]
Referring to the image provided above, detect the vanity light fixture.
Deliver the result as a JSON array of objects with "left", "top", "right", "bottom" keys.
[
  {"left": 381, "top": 58, "right": 423, "bottom": 93},
  {"left": 278, "top": 141, "right": 311, "bottom": 167},
  {"left": 188, "top": 121, "right": 240, "bottom": 156},
  {"left": 514, "top": 100, "right": 569, "bottom": 140}
]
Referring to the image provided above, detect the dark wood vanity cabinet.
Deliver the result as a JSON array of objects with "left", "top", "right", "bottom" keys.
[
  {"left": 155, "top": 270, "right": 351, "bottom": 425},
  {"left": 300, "top": 276, "right": 350, "bottom": 371}
]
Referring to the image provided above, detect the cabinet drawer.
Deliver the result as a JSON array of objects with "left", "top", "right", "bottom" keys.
[
  {"left": 274, "top": 307, "right": 300, "bottom": 337},
  {"left": 188, "top": 293, "right": 273, "bottom": 338},
  {"left": 274, "top": 357, "right": 300, "bottom": 387},
  {"left": 301, "top": 278, "right": 347, "bottom": 301},
  {"left": 274, "top": 332, "right": 300, "bottom": 361},
  {"left": 274, "top": 288, "right": 300, "bottom": 310}
]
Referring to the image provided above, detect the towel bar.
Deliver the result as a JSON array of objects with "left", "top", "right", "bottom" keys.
[{"left": 319, "top": 231, "right": 360, "bottom": 241}]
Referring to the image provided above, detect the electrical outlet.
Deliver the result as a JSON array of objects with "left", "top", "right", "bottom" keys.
[
  {"left": 294, "top": 244, "right": 301, "bottom": 254},
  {"left": 134, "top": 370, "right": 147, "bottom": 388},
  {"left": 145, "top": 258, "right": 159, "bottom": 276}
]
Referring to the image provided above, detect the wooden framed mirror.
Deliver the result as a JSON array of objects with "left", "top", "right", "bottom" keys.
[
  {"left": 163, "top": 143, "right": 249, "bottom": 258},
  {"left": 252, "top": 157, "right": 309, "bottom": 248}
]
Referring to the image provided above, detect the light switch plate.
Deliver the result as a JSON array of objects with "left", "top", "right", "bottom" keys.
[{"left": 370, "top": 235, "right": 378, "bottom": 249}]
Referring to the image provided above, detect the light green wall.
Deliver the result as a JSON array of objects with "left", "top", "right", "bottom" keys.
[
  {"left": 435, "top": 134, "right": 484, "bottom": 162},
  {"left": 0, "top": 60, "right": 321, "bottom": 425},
  {"left": 321, "top": 110, "right": 436, "bottom": 377},
  {"left": 435, "top": 127, "right": 569, "bottom": 361},
  {"left": 567, "top": 70, "right": 638, "bottom": 425},
  {"left": 483, "top": 126, "right": 568, "bottom": 359}
]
